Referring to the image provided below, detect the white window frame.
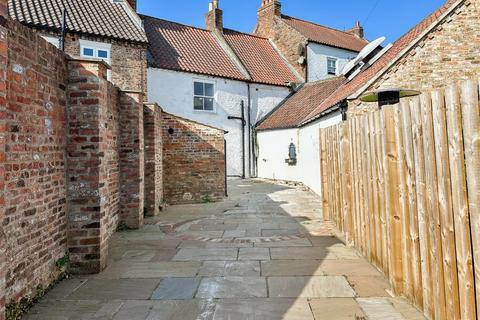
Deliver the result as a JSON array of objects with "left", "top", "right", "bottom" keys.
[
  {"left": 79, "top": 39, "right": 112, "bottom": 80},
  {"left": 327, "top": 57, "right": 337, "bottom": 75},
  {"left": 193, "top": 80, "right": 216, "bottom": 113}
]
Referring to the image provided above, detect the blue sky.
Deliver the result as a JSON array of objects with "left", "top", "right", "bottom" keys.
[{"left": 138, "top": 0, "right": 446, "bottom": 43}]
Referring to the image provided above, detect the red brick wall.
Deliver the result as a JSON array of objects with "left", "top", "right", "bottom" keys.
[
  {"left": 3, "top": 20, "right": 68, "bottom": 303},
  {"left": 0, "top": 1, "right": 7, "bottom": 318},
  {"left": 119, "top": 92, "right": 144, "bottom": 228},
  {"left": 143, "top": 103, "right": 163, "bottom": 216},
  {"left": 162, "top": 112, "right": 226, "bottom": 205}
]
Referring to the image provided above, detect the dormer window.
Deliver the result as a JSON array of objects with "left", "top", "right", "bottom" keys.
[{"left": 327, "top": 57, "right": 337, "bottom": 75}]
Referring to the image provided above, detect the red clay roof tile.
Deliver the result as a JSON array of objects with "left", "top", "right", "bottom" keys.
[
  {"left": 257, "top": 76, "right": 346, "bottom": 130},
  {"left": 142, "top": 15, "right": 247, "bottom": 81},
  {"left": 282, "top": 15, "right": 369, "bottom": 52},
  {"left": 223, "top": 29, "right": 299, "bottom": 86},
  {"left": 9, "top": 0, "right": 147, "bottom": 43}
]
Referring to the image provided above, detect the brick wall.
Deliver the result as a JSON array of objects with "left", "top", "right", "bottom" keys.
[
  {"left": 254, "top": 2, "right": 307, "bottom": 77},
  {"left": 349, "top": 0, "right": 480, "bottom": 114},
  {"left": 119, "top": 91, "right": 144, "bottom": 228},
  {"left": 3, "top": 19, "right": 68, "bottom": 303},
  {"left": 143, "top": 103, "right": 163, "bottom": 216},
  {"left": 0, "top": 13, "right": 149, "bottom": 316},
  {"left": 0, "top": 1, "right": 7, "bottom": 318},
  {"left": 162, "top": 112, "right": 226, "bottom": 205},
  {"left": 61, "top": 34, "right": 147, "bottom": 94}
]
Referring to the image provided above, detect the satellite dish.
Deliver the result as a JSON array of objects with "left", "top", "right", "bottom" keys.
[{"left": 342, "top": 36, "right": 386, "bottom": 75}]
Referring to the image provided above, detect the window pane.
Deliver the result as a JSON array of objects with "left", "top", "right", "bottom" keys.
[
  {"left": 194, "top": 97, "right": 204, "bottom": 110},
  {"left": 204, "top": 83, "right": 214, "bottom": 97},
  {"left": 83, "top": 47, "right": 94, "bottom": 57},
  {"left": 204, "top": 98, "right": 214, "bottom": 111},
  {"left": 98, "top": 50, "right": 109, "bottom": 59},
  {"left": 194, "top": 82, "right": 204, "bottom": 96}
]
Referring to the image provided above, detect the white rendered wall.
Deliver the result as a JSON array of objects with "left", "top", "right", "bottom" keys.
[
  {"left": 147, "top": 68, "right": 290, "bottom": 177},
  {"left": 257, "top": 112, "right": 342, "bottom": 196},
  {"left": 307, "top": 43, "right": 358, "bottom": 82}
]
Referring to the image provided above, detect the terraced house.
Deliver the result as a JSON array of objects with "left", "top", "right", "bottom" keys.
[
  {"left": 8, "top": 0, "right": 148, "bottom": 92},
  {"left": 144, "top": 0, "right": 368, "bottom": 178}
]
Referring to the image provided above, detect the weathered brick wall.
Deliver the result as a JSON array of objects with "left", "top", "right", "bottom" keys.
[
  {"left": 66, "top": 60, "right": 115, "bottom": 274},
  {"left": 61, "top": 34, "right": 147, "bottom": 94},
  {"left": 3, "top": 19, "right": 68, "bottom": 304},
  {"left": 162, "top": 112, "right": 226, "bottom": 205},
  {"left": 254, "top": 2, "right": 307, "bottom": 77},
  {"left": 0, "top": 1, "right": 7, "bottom": 318},
  {"left": 119, "top": 91, "right": 144, "bottom": 228},
  {"left": 143, "top": 103, "right": 163, "bottom": 216},
  {"left": 349, "top": 0, "right": 480, "bottom": 114}
]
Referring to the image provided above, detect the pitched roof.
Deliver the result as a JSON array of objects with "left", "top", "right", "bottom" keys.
[
  {"left": 142, "top": 16, "right": 299, "bottom": 86},
  {"left": 257, "top": 76, "right": 346, "bottom": 130},
  {"left": 142, "top": 16, "right": 247, "bottom": 81},
  {"left": 301, "top": 0, "right": 464, "bottom": 125},
  {"left": 222, "top": 29, "right": 298, "bottom": 86},
  {"left": 281, "top": 15, "right": 368, "bottom": 52},
  {"left": 8, "top": 0, "right": 147, "bottom": 43}
]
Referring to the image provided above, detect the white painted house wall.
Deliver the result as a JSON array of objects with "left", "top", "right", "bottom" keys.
[
  {"left": 307, "top": 43, "right": 358, "bottom": 82},
  {"left": 257, "top": 112, "right": 343, "bottom": 196},
  {"left": 147, "top": 68, "right": 290, "bottom": 177}
]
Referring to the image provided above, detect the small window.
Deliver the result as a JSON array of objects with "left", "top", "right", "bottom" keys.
[
  {"left": 83, "top": 47, "right": 95, "bottom": 57},
  {"left": 193, "top": 82, "right": 215, "bottom": 111},
  {"left": 97, "top": 49, "right": 109, "bottom": 59},
  {"left": 327, "top": 57, "right": 337, "bottom": 75}
]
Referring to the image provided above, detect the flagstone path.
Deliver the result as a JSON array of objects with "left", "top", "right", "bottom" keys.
[{"left": 24, "top": 179, "right": 425, "bottom": 320}]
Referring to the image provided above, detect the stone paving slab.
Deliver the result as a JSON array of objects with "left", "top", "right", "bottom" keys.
[
  {"left": 151, "top": 278, "right": 201, "bottom": 300},
  {"left": 261, "top": 260, "right": 326, "bottom": 276},
  {"left": 253, "top": 238, "right": 313, "bottom": 248},
  {"left": 93, "top": 261, "right": 201, "bottom": 279},
  {"left": 347, "top": 275, "right": 391, "bottom": 297},
  {"left": 270, "top": 247, "right": 335, "bottom": 260},
  {"left": 357, "top": 298, "right": 407, "bottom": 320},
  {"left": 309, "top": 298, "right": 366, "bottom": 320},
  {"left": 213, "top": 298, "right": 314, "bottom": 320},
  {"left": 173, "top": 248, "right": 238, "bottom": 261},
  {"left": 318, "top": 259, "right": 383, "bottom": 276},
  {"left": 268, "top": 276, "right": 356, "bottom": 298},
  {"left": 196, "top": 277, "right": 268, "bottom": 299},
  {"left": 67, "top": 279, "right": 161, "bottom": 300},
  {"left": 238, "top": 248, "right": 270, "bottom": 260}
]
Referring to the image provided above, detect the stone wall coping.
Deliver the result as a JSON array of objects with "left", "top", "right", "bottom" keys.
[
  {"left": 67, "top": 55, "right": 112, "bottom": 70},
  {"left": 162, "top": 110, "right": 228, "bottom": 134},
  {"left": 143, "top": 102, "right": 163, "bottom": 112}
]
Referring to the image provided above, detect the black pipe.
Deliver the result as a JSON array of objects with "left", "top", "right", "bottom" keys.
[
  {"left": 60, "top": 9, "right": 67, "bottom": 51},
  {"left": 227, "top": 101, "right": 246, "bottom": 179}
]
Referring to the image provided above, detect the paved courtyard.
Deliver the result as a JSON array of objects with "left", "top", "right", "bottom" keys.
[{"left": 24, "top": 179, "right": 425, "bottom": 319}]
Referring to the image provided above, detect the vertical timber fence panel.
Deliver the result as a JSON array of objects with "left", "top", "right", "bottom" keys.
[{"left": 319, "top": 79, "right": 479, "bottom": 320}]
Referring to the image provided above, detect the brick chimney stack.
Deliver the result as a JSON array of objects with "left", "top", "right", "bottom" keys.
[
  {"left": 205, "top": 0, "right": 223, "bottom": 33},
  {"left": 126, "top": 0, "right": 136, "bottom": 11},
  {"left": 255, "top": 0, "right": 281, "bottom": 39},
  {"left": 347, "top": 21, "right": 364, "bottom": 39}
]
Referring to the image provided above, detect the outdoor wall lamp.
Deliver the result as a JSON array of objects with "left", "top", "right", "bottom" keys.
[
  {"left": 359, "top": 88, "right": 421, "bottom": 108},
  {"left": 286, "top": 142, "right": 297, "bottom": 166}
]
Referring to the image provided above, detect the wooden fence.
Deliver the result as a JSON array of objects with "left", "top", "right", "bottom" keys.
[{"left": 320, "top": 79, "right": 479, "bottom": 320}]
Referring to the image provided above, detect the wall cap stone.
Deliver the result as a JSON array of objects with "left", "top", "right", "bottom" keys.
[{"left": 67, "top": 55, "right": 112, "bottom": 70}]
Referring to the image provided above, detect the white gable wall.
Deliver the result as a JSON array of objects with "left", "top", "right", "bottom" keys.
[
  {"left": 307, "top": 43, "right": 358, "bottom": 82},
  {"left": 147, "top": 67, "right": 290, "bottom": 177},
  {"left": 257, "top": 112, "right": 342, "bottom": 197}
]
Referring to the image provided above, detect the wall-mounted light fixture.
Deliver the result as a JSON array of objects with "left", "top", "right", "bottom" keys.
[{"left": 360, "top": 88, "right": 421, "bottom": 108}]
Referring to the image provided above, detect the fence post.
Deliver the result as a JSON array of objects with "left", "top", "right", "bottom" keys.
[
  {"left": 460, "top": 79, "right": 480, "bottom": 320},
  {"left": 383, "top": 104, "right": 404, "bottom": 294},
  {"left": 446, "top": 83, "right": 477, "bottom": 320}
]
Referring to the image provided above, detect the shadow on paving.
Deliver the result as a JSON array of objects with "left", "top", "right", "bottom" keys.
[{"left": 23, "top": 179, "right": 426, "bottom": 320}]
